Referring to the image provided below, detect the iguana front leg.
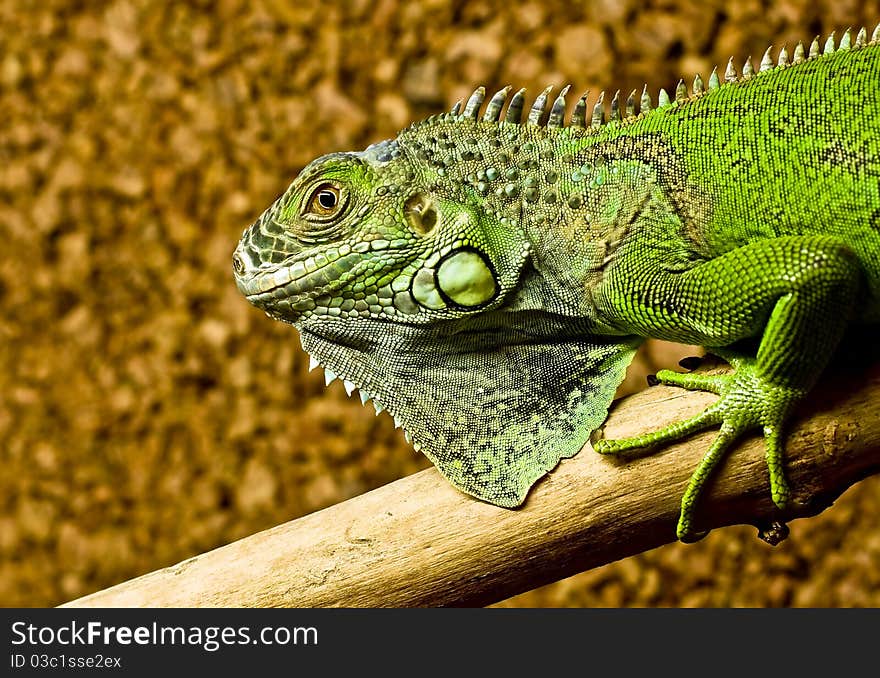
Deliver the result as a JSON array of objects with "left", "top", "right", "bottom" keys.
[{"left": 593, "top": 235, "right": 863, "bottom": 540}]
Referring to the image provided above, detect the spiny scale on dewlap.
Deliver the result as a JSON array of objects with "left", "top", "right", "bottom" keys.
[{"left": 233, "top": 26, "right": 880, "bottom": 541}]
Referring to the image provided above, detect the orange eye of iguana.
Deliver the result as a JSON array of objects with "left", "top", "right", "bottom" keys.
[
  {"left": 295, "top": 181, "right": 351, "bottom": 242},
  {"left": 306, "top": 184, "right": 342, "bottom": 216}
]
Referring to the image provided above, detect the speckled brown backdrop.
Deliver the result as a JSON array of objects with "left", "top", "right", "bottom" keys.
[{"left": 2, "top": 0, "right": 879, "bottom": 607}]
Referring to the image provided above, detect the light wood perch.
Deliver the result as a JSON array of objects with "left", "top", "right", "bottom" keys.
[{"left": 63, "top": 354, "right": 880, "bottom": 608}]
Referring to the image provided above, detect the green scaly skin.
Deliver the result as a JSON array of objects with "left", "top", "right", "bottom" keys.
[{"left": 233, "top": 28, "right": 880, "bottom": 541}]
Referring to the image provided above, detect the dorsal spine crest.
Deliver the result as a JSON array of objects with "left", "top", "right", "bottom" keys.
[{"left": 425, "top": 24, "right": 880, "bottom": 137}]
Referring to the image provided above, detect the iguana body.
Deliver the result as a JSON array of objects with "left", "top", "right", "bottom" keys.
[{"left": 233, "top": 28, "right": 880, "bottom": 540}]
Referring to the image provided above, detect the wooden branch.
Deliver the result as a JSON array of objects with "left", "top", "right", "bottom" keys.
[{"left": 62, "top": 354, "right": 880, "bottom": 608}]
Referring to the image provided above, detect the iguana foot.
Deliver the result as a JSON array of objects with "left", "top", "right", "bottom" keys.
[{"left": 593, "top": 355, "right": 804, "bottom": 541}]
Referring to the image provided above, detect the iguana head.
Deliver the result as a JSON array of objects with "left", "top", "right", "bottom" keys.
[
  {"left": 232, "top": 86, "right": 639, "bottom": 508},
  {"left": 232, "top": 133, "right": 530, "bottom": 326}
]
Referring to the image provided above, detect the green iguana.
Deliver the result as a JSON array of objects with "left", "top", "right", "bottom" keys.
[{"left": 233, "top": 27, "right": 880, "bottom": 541}]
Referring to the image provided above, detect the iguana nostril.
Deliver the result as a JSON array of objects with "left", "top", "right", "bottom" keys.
[{"left": 232, "top": 253, "right": 245, "bottom": 276}]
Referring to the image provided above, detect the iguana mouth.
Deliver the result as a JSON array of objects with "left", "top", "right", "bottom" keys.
[
  {"left": 234, "top": 244, "right": 363, "bottom": 302},
  {"left": 239, "top": 259, "right": 353, "bottom": 299}
]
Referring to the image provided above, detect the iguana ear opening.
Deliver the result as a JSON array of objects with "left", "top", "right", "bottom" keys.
[
  {"left": 299, "top": 316, "right": 640, "bottom": 508},
  {"left": 404, "top": 192, "right": 439, "bottom": 237}
]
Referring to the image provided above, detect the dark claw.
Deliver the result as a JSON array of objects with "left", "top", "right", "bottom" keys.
[
  {"left": 646, "top": 373, "right": 660, "bottom": 386},
  {"left": 679, "top": 528, "right": 709, "bottom": 544},
  {"left": 757, "top": 520, "right": 790, "bottom": 546},
  {"left": 678, "top": 355, "right": 703, "bottom": 371}
]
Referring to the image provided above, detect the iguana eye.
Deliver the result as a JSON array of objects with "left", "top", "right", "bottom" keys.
[
  {"left": 292, "top": 180, "right": 352, "bottom": 243},
  {"left": 304, "top": 182, "right": 345, "bottom": 219}
]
